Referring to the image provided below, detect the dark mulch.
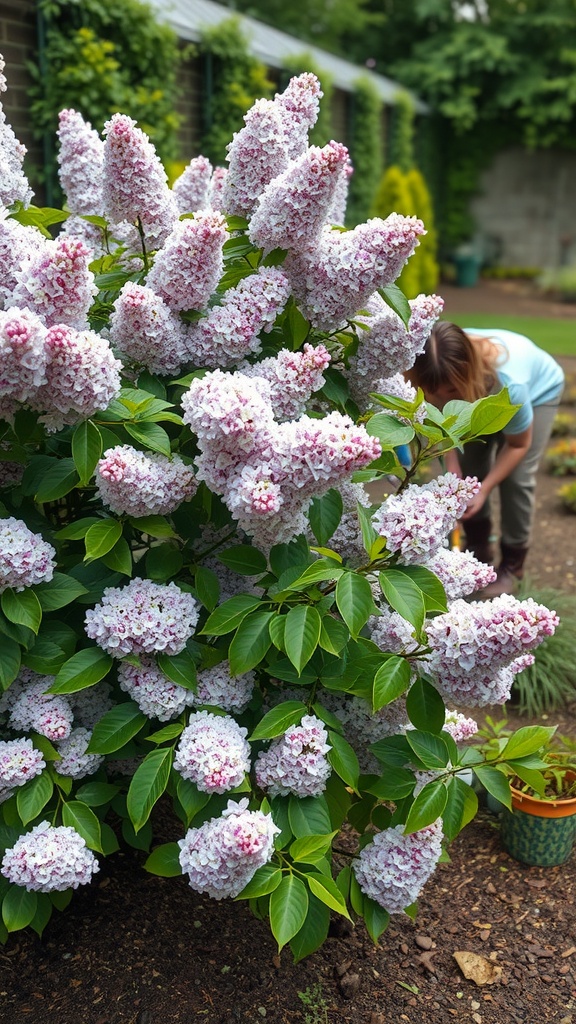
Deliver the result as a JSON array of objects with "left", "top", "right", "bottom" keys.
[{"left": 1, "top": 280, "right": 575, "bottom": 1024}]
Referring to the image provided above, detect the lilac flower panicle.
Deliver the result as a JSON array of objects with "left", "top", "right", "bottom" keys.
[
  {"left": 57, "top": 108, "right": 104, "bottom": 216},
  {"left": 0, "top": 218, "right": 46, "bottom": 310},
  {"left": 0, "top": 54, "right": 33, "bottom": 208},
  {"left": 255, "top": 715, "right": 332, "bottom": 797},
  {"left": 249, "top": 142, "right": 350, "bottom": 254},
  {"left": 1, "top": 672, "right": 73, "bottom": 741},
  {"left": 146, "top": 211, "right": 228, "bottom": 312},
  {"left": 239, "top": 343, "right": 330, "bottom": 420},
  {"left": 1, "top": 821, "right": 99, "bottom": 892},
  {"left": 102, "top": 114, "right": 178, "bottom": 248},
  {"left": 354, "top": 821, "right": 443, "bottom": 914},
  {"left": 109, "top": 281, "right": 189, "bottom": 375},
  {"left": 208, "top": 167, "right": 228, "bottom": 210},
  {"left": 185, "top": 267, "right": 291, "bottom": 368},
  {"left": 55, "top": 728, "right": 103, "bottom": 779},
  {"left": 30, "top": 324, "right": 122, "bottom": 431},
  {"left": 178, "top": 798, "right": 280, "bottom": 899},
  {"left": 372, "top": 473, "right": 481, "bottom": 565},
  {"left": 118, "top": 657, "right": 196, "bottom": 721},
  {"left": 423, "top": 547, "right": 497, "bottom": 601},
  {"left": 172, "top": 156, "right": 213, "bottom": 213},
  {"left": 173, "top": 711, "right": 251, "bottom": 794},
  {"left": 9, "top": 236, "right": 97, "bottom": 330},
  {"left": 424, "top": 595, "right": 559, "bottom": 706},
  {"left": 285, "top": 216, "right": 426, "bottom": 330},
  {"left": 85, "top": 578, "right": 199, "bottom": 657},
  {"left": 443, "top": 711, "right": 478, "bottom": 743},
  {"left": 370, "top": 606, "right": 419, "bottom": 655},
  {"left": 68, "top": 683, "right": 113, "bottom": 730},
  {"left": 193, "top": 662, "right": 255, "bottom": 713},
  {"left": 0, "top": 738, "right": 45, "bottom": 788},
  {"left": 223, "top": 99, "right": 289, "bottom": 218},
  {"left": 95, "top": 445, "right": 197, "bottom": 517},
  {"left": 0, "top": 517, "right": 56, "bottom": 593},
  {"left": 327, "top": 159, "right": 353, "bottom": 227},
  {"left": 0, "top": 308, "right": 48, "bottom": 402},
  {"left": 273, "top": 73, "right": 323, "bottom": 160}
]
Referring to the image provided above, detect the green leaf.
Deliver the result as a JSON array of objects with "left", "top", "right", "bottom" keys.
[
  {"left": 372, "top": 656, "right": 412, "bottom": 712},
  {"left": 335, "top": 572, "right": 377, "bottom": 636},
  {"left": 16, "top": 772, "right": 54, "bottom": 826},
  {"left": 101, "top": 537, "right": 132, "bottom": 576},
  {"left": 468, "top": 388, "right": 519, "bottom": 437},
  {"left": 288, "top": 795, "right": 332, "bottom": 838},
  {"left": 48, "top": 648, "right": 113, "bottom": 694},
  {"left": 405, "top": 730, "right": 450, "bottom": 770},
  {"left": 35, "top": 459, "right": 79, "bottom": 502},
  {"left": 62, "top": 801, "right": 103, "bottom": 852},
  {"left": 74, "top": 782, "right": 119, "bottom": 807},
  {"left": 84, "top": 519, "right": 123, "bottom": 562},
  {"left": 250, "top": 701, "right": 306, "bottom": 741},
  {"left": 2, "top": 885, "right": 38, "bottom": 932},
  {"left": 501, "top": 726, "right": 556, "bottom": 761},
  {"left": 217, "top": 545, "right": 267, "bottom": 575},
  {"left": 1, "top": 588, "right": 42, "bottom": 634},
  {"left": 307, "top": 871, "right": 351, "bottom": 918},
  {"left": 379, "top": 570, "right": 425, "bottom": 634},
  {"left": 287, "top": 559, "right": 345, "bottom": 590},
  {"left": 318, "top": 616, "right": 349, "bottom": 655},
  {"left": 228, "top": 610, "right": 274, "bottom": 675},
  {"left": 367, "top": 766, "right": 416, "bottom": 801},
  {"left": 289, "top": 892, "right": 331, "bottom": 963},
  {"left": 55, "top": 517, "right": 102, "bottom": 540},
  {"left": 127, "top": 747, "right": 173, "bottom": 833},
  {"left": 201, "top": 595, "right": 262, "bottom": 636},
  {"left": 268, "top": 614, "right": 286, "bottom": 652},
  {"left": 269, "top": 875, "right": 309, "bottom": 951},
  {"left": 308, "top": 489, "right": 343, "bottom": 545},
  {"left": 124, "top": 421, "right": 171, "bottom": 455},
  {"left": 87, "top": 702, "right": 147, "bottom": 754},
  {"left": 144, "top": 842, "right": 182, "bottom": 877},
  {"left": 157, "top": 649, "right": 197, "bottom": 691},
  {"left": 473, "top": 765, "right": 512, "bottom": 810},
  {"left": 22, "top": 640, "right": 66, "bottom": 675},
  {"left": 404, "top": 779, "right": 448, "bottom": 834},
  {"left": 236, "top": 864, "right": 282, "bottom": 899},
  {"left": 366, "top": 413, "right": 414, "bottom": 448},
  {"left": 327, "top": 732, "right": 360, "bottom": 791},
  {"left": 33, "top": 573, "right": 88, "bottom": 611},
  {"left": 0, "top": 636, "right": 21, "bottom": 690},
  {"left": 406, "top": 678, "right": 446, "bottom": 733},
  {"left": 356, "top": 502, "right": 378, "bottom": 554},
  {"left": 146, "top": 543, "right": 183, "bottom": 581},
  {"left": 29, "top": 892, "right": 53, "bottom": 938},
  {"left": 128, "top": 515, "right": 176, "bottom": 538},
  {"left": 442, "top": 776, "right": 479, "bottom": 841},
  {"left": 362, "top": 896, "right": 390, "bottom": 943},
  {"left": 145, "top": 723, "right": 184, "bottom": 744},
  {"left": 284, "top": 605, "right": 321, "bottom": 674},
  {"left": 378, "top": 282, "right": 411, "bottom": 325},
  {"left": 290, "top": 833, "right": 335, "bottom": 864},
  {"left": 194, "top": 565, "right": 220, "bottom": 611},
  {"left": 176, "top": 777, "right": 209, "bottom": 825},
  {"left": 389, "top": 565, "right": 447, "bottom": 614},
  {"left": 72, "top": 420, "right": 102, "bottom": 484}
]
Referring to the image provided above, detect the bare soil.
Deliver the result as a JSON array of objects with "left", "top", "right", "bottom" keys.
[{"left": 1, "top": 281, "right": 576, "bottom": 1024}]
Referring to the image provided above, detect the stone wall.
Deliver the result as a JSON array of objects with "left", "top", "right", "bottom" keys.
[{"left": 470, "top": 147, "right": 576, "bottom": 269}]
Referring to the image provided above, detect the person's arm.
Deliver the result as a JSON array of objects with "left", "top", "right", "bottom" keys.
[{"left": 461, "top": 425, "right": 533, "bottom": 520}]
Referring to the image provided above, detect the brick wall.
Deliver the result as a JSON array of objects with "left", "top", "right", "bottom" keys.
[{"left": 0, "top": 1, "right": 44, "bottom": 201}]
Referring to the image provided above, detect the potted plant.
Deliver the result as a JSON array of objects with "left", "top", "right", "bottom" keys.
[{"left": 500, "top": 745, "right": 576, "bottom": 866}]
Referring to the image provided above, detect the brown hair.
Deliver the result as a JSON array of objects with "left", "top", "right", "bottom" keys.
[{"left": 408, "top": 321, "right": 499, "bottom": 403}]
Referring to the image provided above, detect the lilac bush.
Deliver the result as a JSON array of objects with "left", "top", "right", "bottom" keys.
[{"left": 0, "top": 60, "right": 560, "bottom": 955}]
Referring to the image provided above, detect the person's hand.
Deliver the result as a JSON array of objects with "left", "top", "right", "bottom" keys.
[{"left": 461, "top": 484, "right": 488, "bottom": 520}]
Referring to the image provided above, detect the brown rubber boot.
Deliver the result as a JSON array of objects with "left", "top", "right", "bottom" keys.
[
  {"left": 462, "top": 518, "right": 495, "bottom": 565},
  {"left": 477, "top": 543, "right": 529, "bottom": 599}
]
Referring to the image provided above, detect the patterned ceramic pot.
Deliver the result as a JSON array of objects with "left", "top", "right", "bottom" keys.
[{"left": 500, "top": 773, "right": 576, "bottom": 867}]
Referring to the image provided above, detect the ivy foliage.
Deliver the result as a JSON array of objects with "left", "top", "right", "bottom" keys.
[
  {"left": 30, "top": 0, "right": 182, "bottom": 193},
  {"left": 346, "top": 76, "right": 384, "bottom": 226}
]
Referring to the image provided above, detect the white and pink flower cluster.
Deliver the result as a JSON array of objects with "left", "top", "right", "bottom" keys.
[
  {"left": 443, "top": 711, "right": 478, "bottom": 743},
  {"left": 0, "top": 671, "right": 73, "bottom": 741},
  {"left": 0, "top": 516, "right": 56, "bottom": 593},
  {"left": 239, "top": 343, "right": 330, "bottom": 421},
  {"left": 178, "top": 798, "right": 280, "bottom": 900},
  {"left": 255, "top": 715, "right": 332, "bottom": 798},
  {"left": 0, "top": 307, "right": 122, "bottom": 429},
  {"left": 95, "top": 445, "right": 197, "bottom": 518},
  {"left": 173, "top": 711, "right": 251, "bottom": 794},
  {"left": 354, "top": 820, "right": 443, "bottom": 913},
  {"left": 0, "top": 53, "right": 33, "bottom": 208},
  {"left": 423, "top": 546, "right": 497, "bottom": 601},
  {"left": 193, "top": 662, "right": 255, "bottom": 714},
  {"left": 1, "top": 821, "right": 99, "bottom": 892},
  {"left": 424, "top": 594, "right": 559, "bottom": 706},
  {"left": 172, "top": 155, "right": 213, "bottom": 213},
  {"left": 182, "top": 368, "right": 380, "bottom": 547},
  {"left": 9, "top": 234, "right": 97, "bottom": 330},
  {"left": 54, "top": 728, "right": 103, "bottom": 779},
  {"left": 0, "top": 738, "right": 45, "bottom": 802},
  {"left": 118, "top": 658, "right": 196, "bottom": 721},
  {"left": 348, "top": 293, "right": 444, "bottom": 410},
  {"left": 372, "top": 473, "right": 480, "bottom": 565},
  {"left": 85, "top": 578, "right": 199, "bottom": 657}
]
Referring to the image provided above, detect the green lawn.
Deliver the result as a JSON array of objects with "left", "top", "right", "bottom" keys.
[{"left": 455, "top": 315, "right": 576, "bottom": 357}]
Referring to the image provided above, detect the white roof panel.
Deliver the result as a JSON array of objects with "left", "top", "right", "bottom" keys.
[{"left": 150, "top": 0, "right": 427, "bottom": 112}]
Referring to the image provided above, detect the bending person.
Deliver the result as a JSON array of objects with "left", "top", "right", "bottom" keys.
[{"left": 409, "top": 321, "right": 565, "bottom": 597}]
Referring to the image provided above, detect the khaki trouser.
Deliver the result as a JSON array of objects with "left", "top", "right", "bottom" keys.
[{"left": 458, "top": 402, "right": 560, "bottom": 547}]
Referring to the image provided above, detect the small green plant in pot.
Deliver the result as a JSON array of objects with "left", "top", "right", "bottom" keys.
[{"left": 500, "top": 740, "right": 576, "bottom": 867}]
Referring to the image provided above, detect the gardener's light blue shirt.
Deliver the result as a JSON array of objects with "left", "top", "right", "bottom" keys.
[{"left": 466, "top": 328, "right": 565, "bottom": 435}]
